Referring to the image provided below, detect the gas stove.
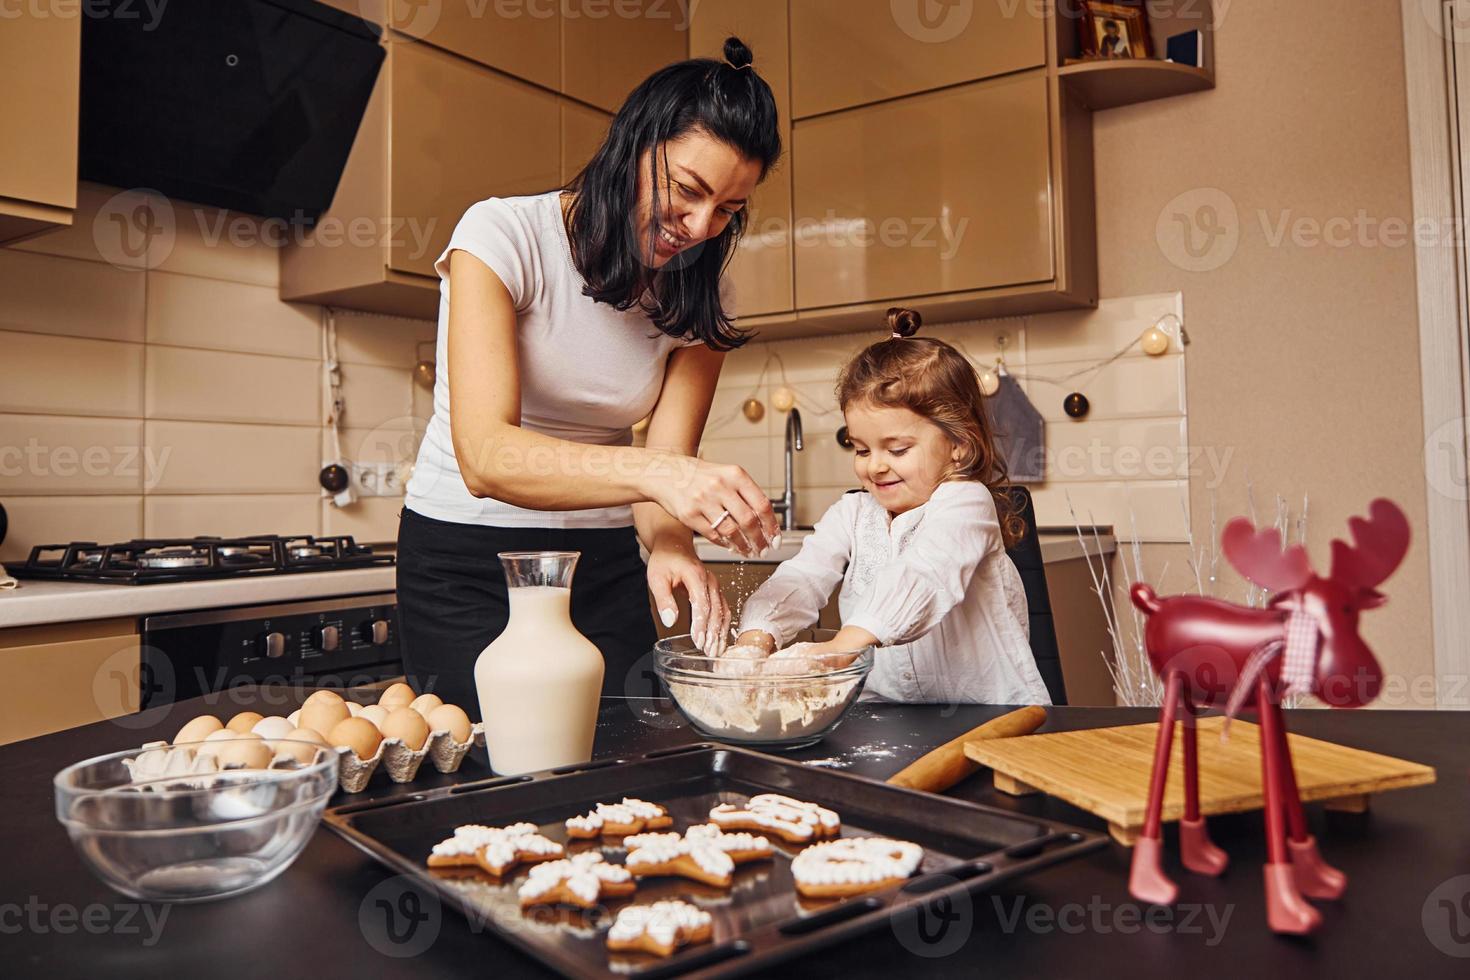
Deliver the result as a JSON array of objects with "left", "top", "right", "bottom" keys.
[{"left": 10, "top": 535, "right": 394, "bottom": 585}]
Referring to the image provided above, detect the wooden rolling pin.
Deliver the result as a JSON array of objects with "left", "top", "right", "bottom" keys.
[{"left": 886, "top": 706, "right": 1047, "bottom": 794}]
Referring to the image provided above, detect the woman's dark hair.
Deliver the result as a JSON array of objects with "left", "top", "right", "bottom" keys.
[
  {"left": 564, "top": 37, "right": 781, "bottom": 351},
  {"left": 837, "top": 308, "right": 1027, "bottom": 549}
]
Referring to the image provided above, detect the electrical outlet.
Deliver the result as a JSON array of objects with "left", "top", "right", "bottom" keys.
[{"left": 350, "top": 462, "right": 399, "bottom": 497}]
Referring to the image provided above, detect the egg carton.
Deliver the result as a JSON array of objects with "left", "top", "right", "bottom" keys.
[{"left": 335, "top": 722, "right": 486, "bottom": 793}]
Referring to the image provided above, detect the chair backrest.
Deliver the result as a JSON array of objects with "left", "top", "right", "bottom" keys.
[{"left": 1001, "top": 486, "right": 1068, "bottom": 705}]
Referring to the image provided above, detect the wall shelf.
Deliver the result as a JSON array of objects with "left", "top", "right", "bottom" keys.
[{"left": 1059, "top": 59, "right": 1214, "bottom": 111}]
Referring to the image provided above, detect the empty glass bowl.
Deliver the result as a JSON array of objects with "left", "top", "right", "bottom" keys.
[
  {"left": 653, "top": 628, "right": 874, "bottom": 749},
  {"left": 54, "top": 739, "right": 338, "bottom": 902}
]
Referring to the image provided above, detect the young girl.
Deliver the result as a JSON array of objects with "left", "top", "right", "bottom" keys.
[{"left": 729, "top": 308, "right": 1051, "bottom": 705}]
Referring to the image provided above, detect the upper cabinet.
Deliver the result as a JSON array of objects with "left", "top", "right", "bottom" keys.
[
  {"left": 793, "top": 72, "right": 1053, "bottom": 310},
  {"left": 387, "top": 0, "right": 561, "bottom": 90},
  {"left": 789, "top": 0, "right": 1046, "bottom": 119},
  {"left": 561, "top": 1, "right": 689, "bottom": 112},
  {"left": 690, "top": 0, "right": 794, "bottom": 318},
  {"left": 0, "top": 11, "right": 79, "bottom": 243}
]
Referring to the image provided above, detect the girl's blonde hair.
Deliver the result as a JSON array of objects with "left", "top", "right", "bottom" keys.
[{"left": 836, "top": 307, "right": 1026, "bottom": 549}]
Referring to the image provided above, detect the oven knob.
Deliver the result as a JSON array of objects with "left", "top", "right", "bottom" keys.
[
  {"left": 362, "top": 619, "right": 390, "bottom": 646},
  {"left": 259, "top": 631, "right": 287, "bottom": 659},
  {"left": 315, "top": 625, "right": 341, "bottom": 652}
]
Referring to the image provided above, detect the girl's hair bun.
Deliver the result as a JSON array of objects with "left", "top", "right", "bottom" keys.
[
  {"left": 886, "top": 307, "right": 922, "bottom": 338},
  {"left": 723, "top": 36, "right": 754, "bottom": 69}
]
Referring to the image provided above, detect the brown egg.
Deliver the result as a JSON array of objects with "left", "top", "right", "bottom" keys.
[
  {"left": 299, "top": 699, "right": 351, "bottom": 740},
  {"left": 425, "top": 703, "right": 472, "bottom": 744},
  {"left": 226, "top": 711, "right": 264, "bottom": 733},
  {"left": 304, "top": 690, "right": 345, "bottom": 708},
  {"left": 328, "top": 717, "right": 384, "bottom": 760},
  {"left": 276, "top": 728, "right": 331, "bottom": 765},
  {"left": 194, "top": 728, "right": 237, "bottom": 758},
  {"left": 217, "top": 733, "right": 272, "bottom": 769},
  {"left": 378, "top": 683, "right": 415, "bottom": 710},
  {"left": 409, "top": 693, "right": 443, "bottom": 717},
  {"left": 380, "top": 707, "right": 430, "bottom": 751},
  {"left": 359, "top": 704, "right": 389, "bottom": 730},
  {"left": 174, "top": 714, "right": 223, "bottom": 745}
]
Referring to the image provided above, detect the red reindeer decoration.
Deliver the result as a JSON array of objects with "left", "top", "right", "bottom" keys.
[{"left": 1127, "top": 498, "right": 1409, "bottom": 934}]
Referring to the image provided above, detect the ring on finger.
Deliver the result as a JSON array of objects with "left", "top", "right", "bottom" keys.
[{"left": 710, "top": 509, "right": 732, "bottom": 532}]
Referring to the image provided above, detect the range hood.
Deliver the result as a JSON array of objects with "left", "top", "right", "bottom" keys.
[{"left": 78, "top": 0, "right": 384, "bottom": 224}]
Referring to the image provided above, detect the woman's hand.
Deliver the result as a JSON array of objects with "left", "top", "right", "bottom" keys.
[
  {"left": 647, "top": 546, "right": 730, "bottom": 656},
  {"left": 650, "top": 455, "right": 779, "bottom": 558}
]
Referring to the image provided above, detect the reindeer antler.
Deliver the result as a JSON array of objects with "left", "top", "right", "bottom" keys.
[
  {"left": 1221, "top": 518, "right": 1314, "bottom": 593},
  {"left": 1330, "top": 498, "right": 1410, "bottom": 590}
]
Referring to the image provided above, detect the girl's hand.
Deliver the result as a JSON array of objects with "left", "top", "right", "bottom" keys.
[
  {"left": 650, "top": 455, "right": 779, "bottom": 558},
  {"left": 647, "top": 547, "right": 730, "bottom": 656},
  {"left": 733, "top": 629, "right": 777, "bottom": 656}
]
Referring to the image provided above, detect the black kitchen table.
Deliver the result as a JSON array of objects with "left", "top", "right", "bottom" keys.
[{"left": 4, "top": 688, "right": 1467, "bottom": 978}]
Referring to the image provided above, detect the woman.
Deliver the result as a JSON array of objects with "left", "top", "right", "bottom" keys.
[{"left": 397, "top": 38, "right": 782, "bottom": 716}]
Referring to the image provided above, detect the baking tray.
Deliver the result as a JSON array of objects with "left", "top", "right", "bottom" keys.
[{"left": 324, "top": 743, "right": 1108, "bottom": 979}]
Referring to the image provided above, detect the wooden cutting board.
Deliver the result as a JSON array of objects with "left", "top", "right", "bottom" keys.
[{"left": 963, "top": 716, "right": 1437, "bottom": 846}]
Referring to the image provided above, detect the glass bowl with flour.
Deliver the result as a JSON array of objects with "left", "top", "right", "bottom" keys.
[{"left": 653, "top": 629, "right": 874, "bottom": 750}]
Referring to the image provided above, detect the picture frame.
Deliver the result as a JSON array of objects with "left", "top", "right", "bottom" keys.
[{"left": 1077, "top": 1, "right": 1153, "bottom": 61}]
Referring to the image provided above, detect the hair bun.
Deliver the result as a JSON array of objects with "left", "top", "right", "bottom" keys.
[
  {"left": 723, "top": 36, "right": 754, "bottom": 69},
  {"left": 885, "top": 307, "right": 922, "bottom": 338}
]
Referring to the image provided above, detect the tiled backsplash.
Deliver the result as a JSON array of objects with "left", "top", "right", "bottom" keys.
[
  {"left": 703, "top": 293, "right": 1189, "bottom": 541},
  {"left": 0, "top": 185, "right": 430, "bottom": 563}
]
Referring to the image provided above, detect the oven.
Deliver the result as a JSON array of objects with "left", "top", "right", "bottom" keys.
[{"left": 140, "top": 593, "right": 401, "bottom": 708}]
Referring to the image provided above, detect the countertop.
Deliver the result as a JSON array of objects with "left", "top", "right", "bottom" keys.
[
  {"left": 0, "top": 567, "right": 398, "bottom": 630},
  {"left": 4, "top": 689, "right": 1462, "bottom": 978},
  {"left": 694, "top": 528, "right": 1116, "bottom": 565}
]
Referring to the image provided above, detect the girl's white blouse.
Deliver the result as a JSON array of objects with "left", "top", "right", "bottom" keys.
[{"left": 738, "top": 481, "right": 1052, "bottom": 705}]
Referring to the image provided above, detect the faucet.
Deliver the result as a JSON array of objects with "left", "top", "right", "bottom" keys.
[{"left": 771, "top": 407, "right": 802, "bottom": 531}]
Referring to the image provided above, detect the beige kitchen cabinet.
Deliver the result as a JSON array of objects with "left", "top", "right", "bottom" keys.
[
  {"left": 387, "top": 0, "right": 562, "bottom": 90},
  {"left": 0, "top": 11, "right": 79, "bottom": 244},
  {"left": 561, "top": 99, "right": 613, "bottom": 183},
  {"left": 281, "top": 38, "right": 561, "bottom": 317},
  {"left": 689, "top": 0, "right": 795, "bottom": 318},
  {"left": 789, "top": 0, "right": 1047, "bottom": 119},
  {"left": 560, "top": 0, "right": 689, "bottom": 113},
  {"left": 792, "top": 71, "right": 1055, "bottom": 310},
  {"left": 0, "top": 619, "right": 140, "bottom": 745}
]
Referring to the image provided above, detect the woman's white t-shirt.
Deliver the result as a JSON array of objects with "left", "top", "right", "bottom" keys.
[{"left": 405, "top": 191, "right": 697, "bottom": 528}]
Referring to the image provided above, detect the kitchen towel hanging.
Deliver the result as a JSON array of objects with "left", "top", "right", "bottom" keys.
[{"left": 986, "top": 375, "right": 1045, "bottom": 482}]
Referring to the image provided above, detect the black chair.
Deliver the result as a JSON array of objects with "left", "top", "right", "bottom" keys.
[{"left": 1003, "top": 486, "right": 1067, "bottom": 705}]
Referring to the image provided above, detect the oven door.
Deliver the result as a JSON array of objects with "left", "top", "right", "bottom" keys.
[{"left": 140, "top": 593, "right": 401, "bottom": 707}]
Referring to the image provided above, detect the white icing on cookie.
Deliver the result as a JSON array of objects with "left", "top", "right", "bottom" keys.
[
  {"left": 517, "top": 851, "right": 631, "bottom": 903},
  {"left": 608, "top": 900, "right": 711, "bottom": 948},
  {"left": 709, "top": 794, "right": 839, "bottom": 839},
  {"left": 790, "top": 837, "right": 923, "bottom": 887},
  {"left": 566, "top": 798, "right": 665, "bottom": 833},
  {"left": 683, "top": 823, "right": 773, "bottom": 855},
  {"left": 625, "top": 838, "right": 733, "bottom": 878},
  {"left": 431, "top": 822, "right": 561, "bottom": 866}
]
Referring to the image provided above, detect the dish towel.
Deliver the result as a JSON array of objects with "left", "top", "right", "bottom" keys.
[
  {"left": 985, "top": 374, "right": 1046, "bottom": 483},
  {"left": 0, "top": 565, "right": 17, "bottom": 589}
]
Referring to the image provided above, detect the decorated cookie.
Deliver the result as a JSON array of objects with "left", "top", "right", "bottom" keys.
[
  {"left": 565, "top": 798, "right": 673, "bottom": 839},
  {"left": 708, "top": 794, "right": 840, "bottom": 844},
  {"left": 624, "top": 838, "right": 735, "bottom": 888},
  {"left": 517, "top": 852, "right": 637, "bottom": 909},
  {"left": 790, "top": 837, "right": 924, "bottom": 898},
  {"left": 605, "top": 900, "right": 713, "bottom": 958},
  {"left": 682, "top": 823, "right": 775, "bottom": 864},
  {"left": 426, "top": 822, "right": 564, "bottom": 876}
]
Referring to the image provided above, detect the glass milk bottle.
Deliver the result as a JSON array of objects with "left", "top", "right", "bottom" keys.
[{"left": 474, "top": 551, "right": 604, "bottom": 775}]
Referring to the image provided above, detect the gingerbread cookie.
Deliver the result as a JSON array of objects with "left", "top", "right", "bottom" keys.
[
  {"left": 565, "top": 798, "right": 673, "bottom": 839},
  {"left": 426, "top": 822, "right": 564, "bottom": 876},
  {"left": 624, "top": 838, "right": 734, "bottom": 888},
  {"left": 682, "top": 823, "right": 775, "bottom": 864},
  {"left": 517, "top": 852, "right": 637, "bottom": 909},
  {"left": 708, "top": 794, "right": 840, "bottom": 844},
  {"left": 790, "top": 837, "right": 924, "bottom": 898},
  {"left": 605, "top": 900, "right": 713, "bottom": 958}
]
